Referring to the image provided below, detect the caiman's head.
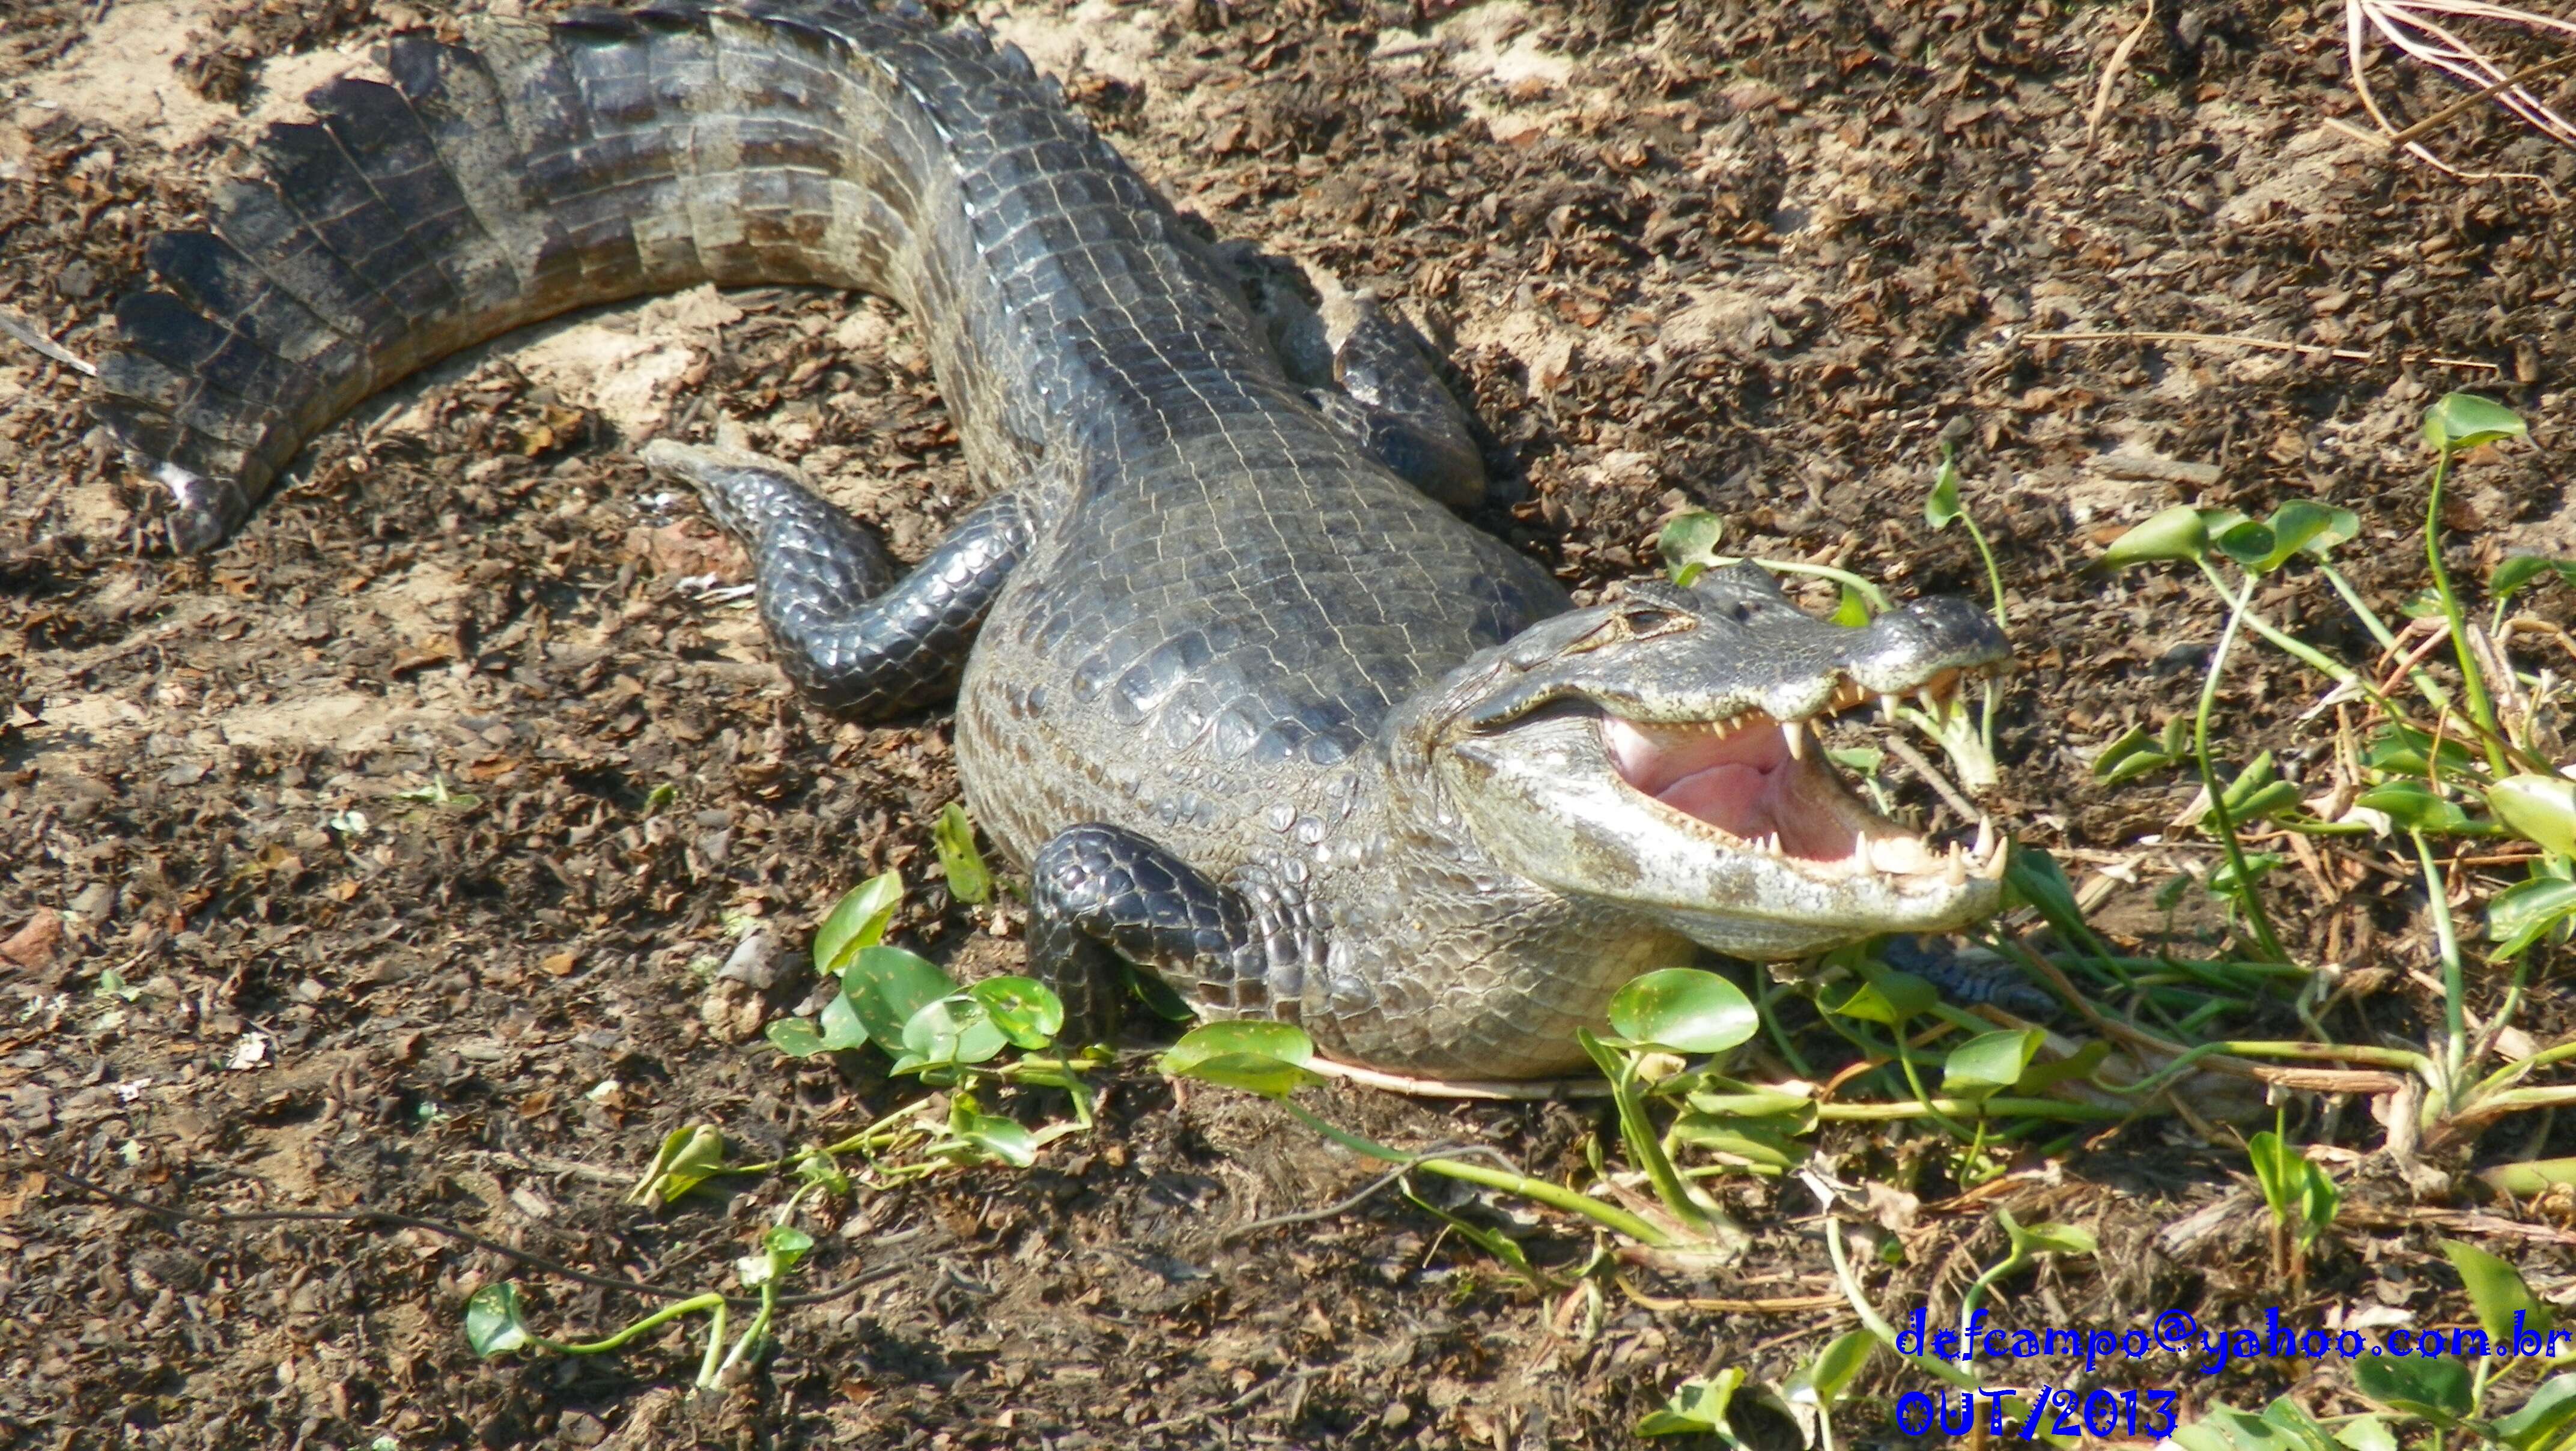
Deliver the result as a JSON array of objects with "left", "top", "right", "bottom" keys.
[{"left": 1396, "top": 564, "right": 2012, "bottom": 959}]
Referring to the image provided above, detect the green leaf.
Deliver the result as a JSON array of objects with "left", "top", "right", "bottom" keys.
[
  {"left": 794, "top": 1151, "right": 851, "bottom": 1197},
  {"left": 2297, "top": 1161, "right": 2341, "bottom": 1251},
  {"left": 2489, "top": 775, "right": 2576, "bottom": 858},
  {"left": 2258, "top": 502, "right": 2360, "bottom": 568},
  {"left": 1997, "top": 1208, "right": 2097, "bottom": 1259},
  {"left": 2423, "top": 392, "right": 2527, "bottom": 453},
  {"left": 1156, "top": 1021, "right": 1322, "bottom": 1098},
  {"left": 900, "top": 993, "right": 1009, "bottom": 1070},
  {"left": 1820, "top": 969, "right": 1936, "bottom": 1026},
  {"left": 1400, "top": 1180, "right": 1549, "bottom": 1286},
  {"left": 931, "top": 802, "right": 992, "bottom": 905},
  {"left": 2258, "top": 1398, "right": 2346, "bottom": 1451},
  {"left": 1636, "top": 1369, "right": 1745, "bottom": 1438},
  {"left": 2333, "top": 1415, "right": 2398, "bottom": 1451},
  {"left": 2220, "top": 753, "right": 2301, "bottom": 823},
  {"left": 1825, "top": 744, "right": 1882, "bottom": 776},
  {"left": 2479, "top": 1156, "right": 2576, "bottom": 1199},
  {"left": 2490, "top": 877, "right": 2576, "bottom": 961},
  {"left": 2097, "top": 504, "right": 2211, "bottom": 569},
  {"left": 2230, "top": 782, "right": 2304, "bottom": 824},
  {"left": 813, "top": 871, "right": 904, "bottom": 977},
  {"left": 968, "top": 975, "right": 1064, "bottom": 1049},
  {"left": 631, "top": 1124, "right": 728, "bottom": 1207},
  {"left": 463, "top": 1282, "right": 536, "bottom": 1357},
  {"left": 2444, "top": 1239, "right": 2551, "bottom": 1343},
  {"left": 2248, "top": 1131, "right": 2299, "bottom": 1220},
  {"left": 1830, "top": 584, "right": 1873, "bottom": 628},
  {"left": 2354, "top": 782, "right": 2479, "bottom": 835},
  {"left": 1659, "top": 512, "right": 1727, "bottom": 583},
  {"left": 765, "top": 1016, "right": 831, "bottom": 1059},
  {"left": 2093, "top": 723, "right": 2170, "bottom": 783},
  {"left": 1606, "top": 968, "right": 1758, "bottom": 1054},
  {"left": 2494, "top": 556, "right": 2576, "bottom": 608},
  {"left": 1926, "top": 456, "right": 1963, "bottom": 530},
  {"left": 2362, "top": 724, "right": 2485, "bottom": 782},
  {"left": 2169, "top": 1405, "right": 2301, "bottom": 1451},
  {"left": 2002, "top": 843, "right": 2089, "bottom": 938},
  {"left": 816, "top": 985, "right": 872, "bottom": 1052},
  {"left": 2491, "top": 1373, "right": 2576, "bottom": 1451},
  {"left": 947, "top": 1098, "right": 1039, "bottom": 1167},
  {"left": 2208, "top": 851, "right": 2285, "bottom": 894},
  {"left": 737, "top": 1224, "right": 816, "bottom": 1288},
  {"left": 1943, "top": 1029, "right": 2045, "bottom": 1098},
  {"left": 1668, "top": 1113, "right": 1812, "bottom": 1173},
  {"left": 2217, "top": 518, "right": 2278, "bottom": 571},
  {"left": 2015, "top": 1039, "right": 2112, "bottom": 1093},
  {"left": 839, "top": 945, "right": 959, "bottom": 1055},
  {"left": 1785, "top": 1328, "right": 1876, "bottom": 1408},
  {"left": 2353, "top": 1355, "right": 2474, "bottom": 1425}
]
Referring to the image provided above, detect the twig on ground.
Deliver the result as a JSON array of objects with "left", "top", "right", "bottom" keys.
[
  {"left": 2380, "top": 49, "right": 2576, "bottom": 148},
  {"left": 2024, "top": 328, "right": 2502, "bottom": 373},
  {"left": 2086, "top": 5, "right": 2159, "bottom": 148},
  {"left": 2347, "top": 0, "right": 2576, "bottom": 184},
  {"left": 0, "top": 308, "right": 96, "bottom": 375},
  {"left": 1614, "top": 1277, "right": 1847, "bottom": 1315},
  {"left": 1222, "top": 1143, "right": 1536, "bottom": 1242},
  {"left": 1882, "top": 735, "right": 1985, "bottom": 826}
]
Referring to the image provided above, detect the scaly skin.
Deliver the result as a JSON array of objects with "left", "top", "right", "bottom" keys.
[{"left": 91, "top": 2, "right": 2011, "bottom": 1079}]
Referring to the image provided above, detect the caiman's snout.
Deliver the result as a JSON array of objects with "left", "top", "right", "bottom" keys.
[{"left": 1415, "top": 563, "right": 2014, "bottom": 961}]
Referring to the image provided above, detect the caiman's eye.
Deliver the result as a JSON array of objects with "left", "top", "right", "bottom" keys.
[{"left": 1618, "top": 605, "right": 1689, "bottom": 636}]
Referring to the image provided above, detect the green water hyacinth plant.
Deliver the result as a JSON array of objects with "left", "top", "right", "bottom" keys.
[{"left": 2088, "top": 393, "right": 2576, "bottom": 1144}]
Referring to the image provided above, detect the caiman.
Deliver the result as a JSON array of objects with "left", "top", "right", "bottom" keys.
[{"left": 88, "top": 1, "right": 2011, "bottom": 1080}]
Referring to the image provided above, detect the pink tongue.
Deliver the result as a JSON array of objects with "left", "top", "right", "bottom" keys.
[
  {"left": 1659, "top": 764, "right": 1773, "bottom": 839},
  {"left": 1653, "top": 751, "right": 1856, "bottom": 860}
]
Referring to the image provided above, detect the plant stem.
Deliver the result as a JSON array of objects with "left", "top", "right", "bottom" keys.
[
  {"left": 1277, "top": 1100, "right": 1682, "bottom": 1248},
  {"left": 1814, "top": 1097, "right": 2130, "bottom": 1123},
  {"left": 1887, "top": 1032, "right": 1979, "bottom": 1141},
  {"left": 2195, "top": 568, "right": 2291, "bottom": 963},
  {"left": 548, "top": 1292, "right": 728, "bottom": 1356},
  {"left": 692, "top": 1300, "right": 731, "bottom": 1389},
  {"left": 1580, "top": 1031, "right": 1719, "bottom": 1234},
  {"left": 2412, "top": 829, "right": 2471, "bottom": 1096},
  {"left": 708, "top": 1283, "right": 779, "bottom": 1389},
  {"left": 2424, "top": 450, "right": 2511, "bottom": 777},
  {"left": 1716, "top": 556, "right": 1894, "bottom": 611},
  {"left": 1961, "top": 512, "right": 2009, "bottom": 756}
]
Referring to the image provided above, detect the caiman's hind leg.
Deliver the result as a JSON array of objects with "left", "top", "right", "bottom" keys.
[
  {"left": 1027, "top": 824, "right": 1314, "bottom": 1046},
  {"left": 641, "top": 440, "right": 1033, "bottom": 719},
  {"left": 1223, "top": 247, "right": 1489, "bottom": 512},
  {"left": 1306, "top": 291, "right": 1490, "bottom": 513}
]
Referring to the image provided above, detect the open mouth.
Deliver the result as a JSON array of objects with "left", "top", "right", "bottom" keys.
[{"left": 1599, "top": 670, "right": 1997, "bottom": 882}]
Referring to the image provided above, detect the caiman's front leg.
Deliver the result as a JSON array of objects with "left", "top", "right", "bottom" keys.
[
  {"left": 1027, "top": 824, "right": 1319, "bottom": 1046},
  {"left": 642, "top": 440, "right": 1033, "bottom": 718}
]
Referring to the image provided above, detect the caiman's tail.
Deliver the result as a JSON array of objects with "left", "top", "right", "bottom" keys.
[{"left": 90, "top": 2, "right": 1081, "bottom": 551}]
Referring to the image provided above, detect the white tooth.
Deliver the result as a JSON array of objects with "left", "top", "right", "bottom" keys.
[
  {"left": 1973, "top": 816, "right": 1996, "bottom": 861},
  {"left": 1782, "top": 722, "right": 1806, "bottom": 760},
  {"left": 1944, "top": 854, "right": 1969, "bottom": 886}
]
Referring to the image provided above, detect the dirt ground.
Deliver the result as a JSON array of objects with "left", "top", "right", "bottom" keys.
[{"left": 4, "top": 1, "right": 2574, "bottom": 1447}]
